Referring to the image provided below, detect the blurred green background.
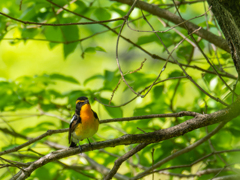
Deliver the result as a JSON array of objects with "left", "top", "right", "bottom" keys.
[{"left": 0, "top": 0, "right": 240, "bottom": 179}]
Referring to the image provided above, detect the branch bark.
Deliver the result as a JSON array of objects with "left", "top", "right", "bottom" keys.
[
  {"left": 12, "top": 95, "right": 240, "bottom": 180},
  {"left": 103, "top": 143, "right": 148, "bottom": 180},
  {"left": 111, "top": 0, "right": 230, "bottom": 53},
  {"left": 207, "top": 0, "right": 240, "bottom": 76}
]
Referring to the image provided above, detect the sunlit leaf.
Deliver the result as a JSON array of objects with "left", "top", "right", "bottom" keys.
[
  {"left": 99, "top": 98, "right": 123, "bottom": 118},
  {"left": 61, "top": 25, "right": 79, "bottom": 58},
  {"left": 84, "top": 46, "right": 106, "bottom": 54},
  {"left": 49, "top": 73, "right": 80, "bottom": 84},
  {"left": 94, "top": 7, "right": 111, "bottom": 21},
  {"left": 84, "top": 74, "right": 105, "bottom": 85}
]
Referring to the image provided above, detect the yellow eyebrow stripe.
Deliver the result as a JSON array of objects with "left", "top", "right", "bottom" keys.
[{"left": 76, "top": 100, "right": 85, "bottom": 104}]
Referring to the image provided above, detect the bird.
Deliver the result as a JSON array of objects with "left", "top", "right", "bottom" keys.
[{"left": 68, "top": 96, "right": 99, "bottom": 152}]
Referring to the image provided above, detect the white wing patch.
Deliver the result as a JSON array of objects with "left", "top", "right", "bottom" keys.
[{"left": 70, "top": 115, "right": 77, "bottom": 124}]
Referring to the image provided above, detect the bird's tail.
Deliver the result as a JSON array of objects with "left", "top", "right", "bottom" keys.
[{"left": 70, "top": 141, "right": 77, "bottom": 147}]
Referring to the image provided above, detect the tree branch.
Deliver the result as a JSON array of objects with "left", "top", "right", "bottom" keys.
[
  {"left": 111, "top": 0, "right": 230, "bottom": 53},
  {"left": 0, "top": 12, "right": 124, "bottom": 26},
  {"left": 207, "top": 0, "right": 240, "bottom": 76},
  {"left": 11, "top": 95, "right": 240, "bottom": 180},
  {"left": 103, "top": 143, "right": 148, "bottom": 180}
]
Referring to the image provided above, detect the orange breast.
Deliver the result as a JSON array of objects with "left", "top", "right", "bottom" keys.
[{"left": 73, "top": 104, "right": 99, "bottom": 140}]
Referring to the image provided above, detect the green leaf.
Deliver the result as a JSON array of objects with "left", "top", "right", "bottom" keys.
[
  {"left": 136, "top": 32, "right": 174, "bottom": 48},
  {"left": 84, "top": 74, "right": 105, "bottom": 85},
  {"left": 153, "top": 85, "right": 164, "bottom": 99},
  {"left": 2, "top": 144, "right": 19, "bottom": 151},
  {"left": 49, "top": 74, "right": 79, "bottom": 84},
  {"left": 104, "top": 70, "right": 115, "bottom": 82},
  {"left": 176, "top": 45, "right": 193, "bottom": 59},
  {"left": 94, "top": 7, "right": 111, "bottom": 21},
  {"left": 137, "top": 34, "right": 159, "bottom": 46},
  {"left": 84, "top": 46, "right": 106, "bottom": 54},
  {"left": 65, "top": 90, "right": 87, "bottom": 106},
  {"left": 19, "top": 5, "right": 36, "bottom": 21},
  {"left": 202, "top": 67, "right": 216, "bottom": 84},
  {"left": 168, "top": 70, "right": 182, "bottom": 78},
  {"left": 110, "top": 4, "right": 126, "bottom": 16},
  {"left": 74, "top": 1, "right": 88, "bottom": 14},
  {"left": 100, "top": 98, "right": 123, "bottom": 118},
  {"left": 21, "top": 27, "right": 40, "bottom": 39},
  {"left": 61, "top": 25, "right": 79, "bottom": 58},
  {"left": 21, "top": 122, "right": 56, "bottom": 135},
  {"left": 124, "top": 72, "right": 156, "bottom": 91},
  {"left": 221, "top": 52, "right": 231, "bottom": 59},
  {"left": 33, "top": 166, "right": 51, "bottom": 180},
  {"left": 102, "top": 70, "right": 120, "bottom": 90},
  {"left": 44, "top": 26, "right": 62, "bottom": 49}
]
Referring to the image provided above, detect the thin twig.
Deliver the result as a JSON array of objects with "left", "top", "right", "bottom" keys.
[
  {"left": 0, "top": 12, "right": 124, "bottom": 26},
  {"left": 126, "top": 6, "right": 212, "bottom": 34},
  {"left": 0, "top": 128, "right": 68, "bottom": 156},
  {"left": 19, "top": 0, "right": 24, "bottom": 10},
  {"left": 154, "top": 149, "right": 240, "bottom": 172},
  {"left": 129, "top": 58, "right": 147, "bottom": 74},
  {"left": 130, "top": 120, "right": 228, "bottom": 180},
  {"left": 100, "top": 111, "right": 200, "bottom": 123},
  {"left": 95, "top": 76, "right": 187, "bottom": 108},
  {"left": 139, "top": 7, "right": 202, "bottom": 98},
  {"left": 103, "top": 143, "right": 148, "bottom": 180},
  {"left": 138, "top": 1, "right": 228, "bottom": 106},
  {"left": 8, "top": 95, "right": 240, "bottom": 179},
  {"left": 109, "top": 78, "right": 122, "bottom": 105},
  {"left": 172, "top": 1, "right": 237, "bottom": 97},
  {"left": 115, "top": 0, "right": 141, "bottom": 96}
]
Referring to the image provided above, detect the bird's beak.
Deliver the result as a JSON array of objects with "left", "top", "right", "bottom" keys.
[{"left": 84, "top": 99, "right": 89, "bottom": 104}]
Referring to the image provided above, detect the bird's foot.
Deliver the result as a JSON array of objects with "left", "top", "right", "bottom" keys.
[
  {"left": 87, "top": 138, "right": 93, "bottom": 151},
  {"left": 78, "top": 144, "right": 82, "bottom": 153}
]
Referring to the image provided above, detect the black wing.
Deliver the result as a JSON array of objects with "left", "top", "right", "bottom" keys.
[
  {"left": 68, "top": 114, "right": 81, "bottom": 144},
  {"left": 92, "top": 110, "right": 99, "bottom": 121}
]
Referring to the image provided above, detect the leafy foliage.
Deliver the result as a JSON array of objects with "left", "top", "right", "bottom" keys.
[{"left": 0, "top": 0, "right": 240, "bottom": 180}]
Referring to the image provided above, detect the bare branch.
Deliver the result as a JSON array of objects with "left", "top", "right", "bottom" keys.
[
  {"left": 19, "top": 0, "right": 23, "bottom": 10},
  {"left": 95, "top": 76, "right": 187, "bottom": 107},
  {"left": 0, "top": 12, "right": 124, "bottom": 26},
  {"left": 129, "top": 58, "right": 147, "bottom": 74},
  {"left": 109, "top": 78, "right": 122, "bottom": 105},
  {"left": 112, "top": 0, "right": 230, "bottom": 52},
  {"left": 100, "top": 111, "right": 201, "bottom": 123},
  {"left": 126, "top": 6, "right": 212, "bottom": 34},
  {"left": 10, "top": 95, "right": 240, "bottom": 179},
  {"left": 154, "top": 149, "right": 240, "bottom": 173},
  {"left": 115, "top": 0, "right": 142, "bottom": 96},
  {"left": 172, "top": 0, "right": 238, "bottom": 97},
  {"left": 0, "top": 110, "right": 199, "bottom": 155},
  {"left": 130, "top": 120, "right": 227, "bottom": 180},
  {"left": 134, "top": 1, "right": 228, "bottom": 106},
  {"left": 0, "top": 128, "right": 68, "bottom": 156},
  {"left": 103, "top": 143, "right": 148, "bottom": 180},
  {"left": 212, "top": 175, "right": 240, "bottom": 180}
]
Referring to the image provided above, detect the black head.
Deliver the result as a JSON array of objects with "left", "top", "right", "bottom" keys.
[
  {"left": 75, "top": 96, "right": 89, "bottom": 114},
  {"left": 76, "top": 96, "right": 88, "bottom": 102}
]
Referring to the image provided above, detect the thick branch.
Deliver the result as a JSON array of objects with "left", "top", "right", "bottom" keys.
[
  {"left": 0, "top": 111, "right": 199, "bottom": 156},
  {"left": 111, "top": 0, "right": 230, "bottom": 53},
  {"left": 13, "top": 95, "right": 240, "bottom": 180},
  {"left": 130, "top": 120, "right": 227, "bottom": 179},
  {"left": 207, "top": 0, "right": 240, "bottom": 75}
]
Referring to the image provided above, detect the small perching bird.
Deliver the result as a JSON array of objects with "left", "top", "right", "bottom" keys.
[{"left": 68, "top": 96, "right": 99, "bottom": 152}]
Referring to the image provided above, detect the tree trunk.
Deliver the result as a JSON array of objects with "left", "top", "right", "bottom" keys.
[{"left": 207, "top": 0, "right": 240, "bottom": 77}]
